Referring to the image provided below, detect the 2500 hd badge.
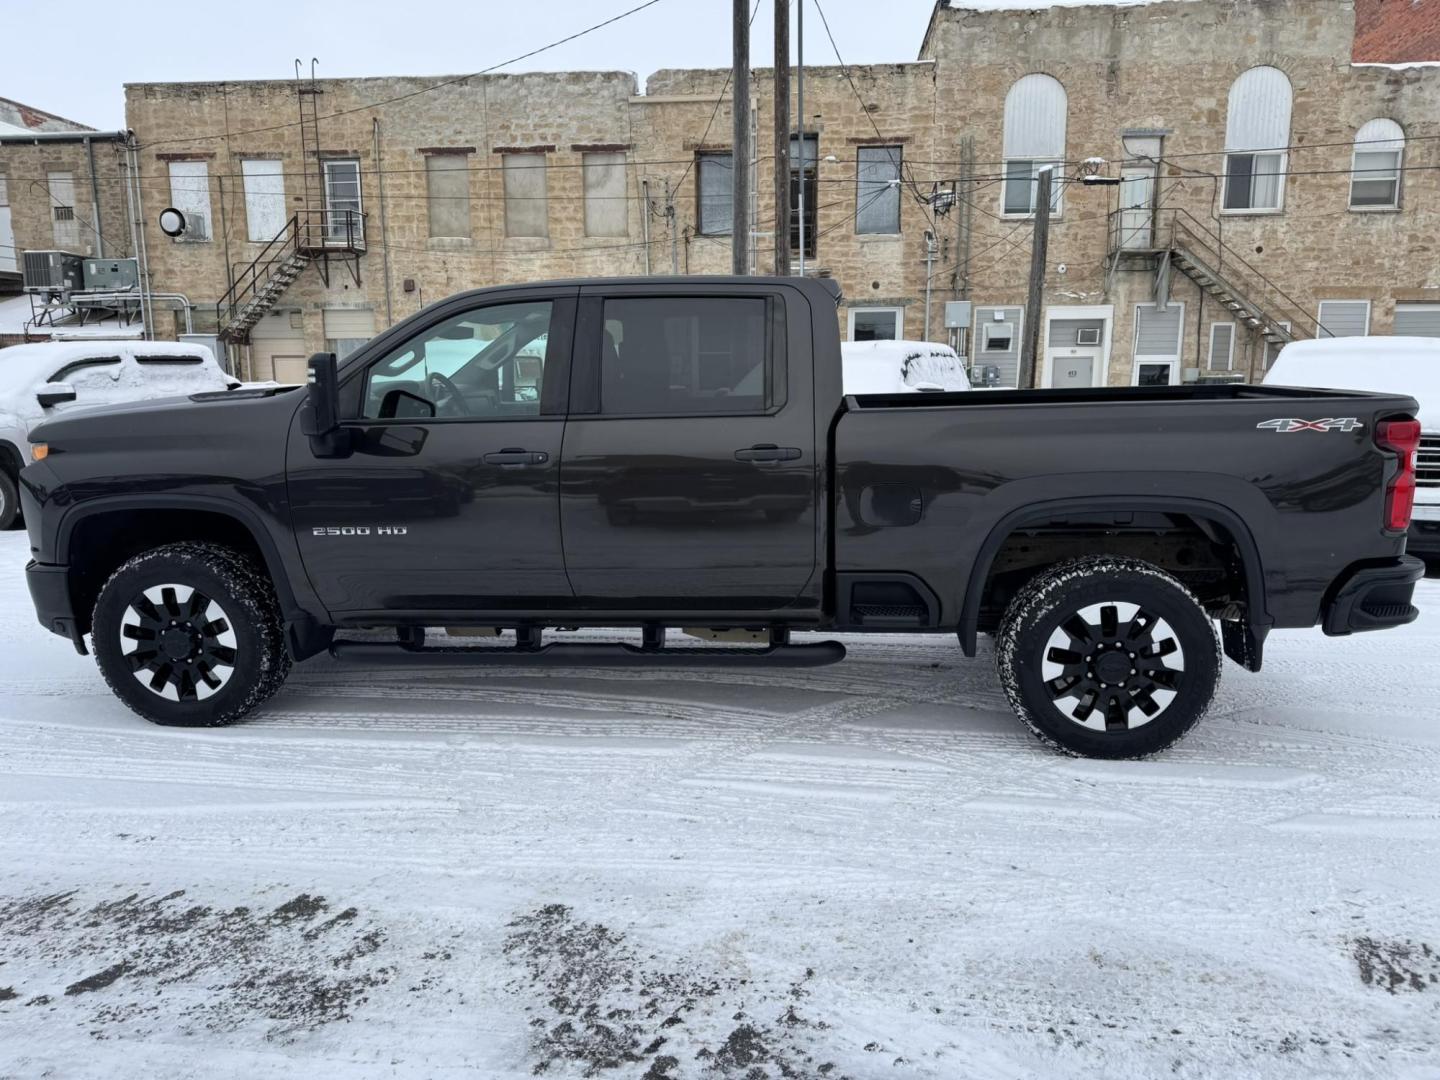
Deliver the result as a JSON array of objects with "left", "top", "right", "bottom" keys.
[{"left": 311, "top": 525, "right": 409, "bottom": 537}]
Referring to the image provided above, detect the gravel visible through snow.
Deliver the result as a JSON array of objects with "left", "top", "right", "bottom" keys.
[{"left": 0, "top": 529, "right": 1437, "bottom": 1078}]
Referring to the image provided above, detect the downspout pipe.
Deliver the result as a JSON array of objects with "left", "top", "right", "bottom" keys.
[
  {"left": 85, "top": 136, "right": 104, "bottom": 257},
  {"left": 126, "top": 132, "right": 155, "bottom": 341},
  {"left": 373, "top": 117, "right": 394, "bottom": 327}
]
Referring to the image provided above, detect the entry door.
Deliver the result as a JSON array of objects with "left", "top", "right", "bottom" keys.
[
  {"left": 1118, "top": 167, "right": 1155, "bottom": 250},
  {"left": 559, "top": 288, "right": 819, "bottom": 610},
  {"left": 287, "top": 291, "right": 576, "bottom": 615},
  {"left": 1049, "top": 348, "right": 1099, "bottom": 388},
  {"left": 323, "top": 159, "right": 362, "bottom": 245}
]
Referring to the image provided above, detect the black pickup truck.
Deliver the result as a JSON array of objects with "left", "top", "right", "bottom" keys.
[{"left": 18, "top": 277, "right": 1427, "bottom": 757}]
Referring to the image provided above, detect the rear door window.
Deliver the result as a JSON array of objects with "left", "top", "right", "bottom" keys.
[{"left": 599, "top": 297, "right": 776, "bottom": 416}]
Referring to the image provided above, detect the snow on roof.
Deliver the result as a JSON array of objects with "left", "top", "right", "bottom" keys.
[
  {"left": 1262, "top": 336, "right": 1439, "bottom": 429},
  {"left": 840, "top": 340, "right": 970, "bottom": 394},
  {"left": 0, "top": 292, "right": 144, "bottom": 340}
]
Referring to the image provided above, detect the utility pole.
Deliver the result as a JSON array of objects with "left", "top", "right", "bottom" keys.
[
  {"left": 796, "top": 0, "right": 805, "bottom": 275},
  {"left": 1018, "top": 167, "right": 1052, "bottom": 390},
  {"left": 732, "top": 0, "right": 751, "bottom": 275},
  {"left": 773, "top": 0, "right": 791, "bottom": 276}
]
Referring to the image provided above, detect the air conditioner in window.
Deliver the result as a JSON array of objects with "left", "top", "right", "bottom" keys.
[
  {"left": 182, "top": 212, "right": 209, "bottom": 241},
  {"left": 1076, "top": 327, "right": 1101, "bottom": 346}
]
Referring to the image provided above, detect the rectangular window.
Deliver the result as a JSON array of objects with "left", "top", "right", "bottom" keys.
[
  {"left": 1316, "top": 300, "right": 1371, "bottom": 338},
  {"left": 583, "top": 151, "right": 628, "bottom": 238},
  {"left": 1003, "top": 160, "right": 1062, "bottom": 216},
  {"left": 791, "top": 134, "right": 818, "bottom": 257},
  {"left": 241, "top": 159, "right": 285, "bottom": 243},
  {"left": 1223, "top": 152, "right": 1283, "bottom": 212},
  {"left": 425, "top": 155, "right": 471, "bottom": 239},
  {"left": 48, "top": 170, "right": 82, "bottom": 249},
  {"left": 856, "top": 146, "right": 901, "bottom": 234},
  {"left": 167, "top": 161, "right": 211, "bottom": 242},
  {"left": 1394, "top": 303, "right": 1440, "bottom": 338},
  {"left": 502, "top": 153, "right": 549, "bottom": 238},
  {"left": 982, "top": 321, "right": 1014, "bottom": 352},
  {"left": 364, "top": 300, "right": 553, "bottom": 420},
  {"left": 1208, "top": 322, "right": 1235, "bottom": 370},
  {"left": 696, "top": 152, "right": 733, "bottom": 236},
  {"left": 322, "top": 159, "right": 362, "bottom": 244},
  {"left": 1350, "top": 150, "right": 1400, "bottom": 209},
  {"left": 848, "top": 306, "right": 903, "bottom": 342},
  {"left": 323, "top": 308, "right": 377, "bottom": 361},
  {"left": 600, "top": 297, "right": 771, "bottom": 415}
]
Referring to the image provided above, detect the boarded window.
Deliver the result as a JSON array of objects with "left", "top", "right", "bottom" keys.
[
  {"left": 697, "top": 152, "right": 733, "bottom": 235},
  {"left": 502, "top": 153, "right": 548, "bottom": 238},
  {"left": 426, "top": 155, "right": 472, "bottom": 238},
  {"left": 1394, "top": 304, "right": 1440, "bottom": 338},
  {"left": 1208, "top": 323, "right": 1235, "bottom": 370},
  {"left": 241, "top": 159, "right": 285, "bottom": 242},
  {"left": 583, "top": 152, "right": 628, "bottom": 238},
  {"left": 47, "top": 170, "right": 82, "bottom": 249},
  {"left": 167, "top": 161, "right": 212, "bottom": 241},
  {"left": 1317, "top": 300, "right": 1371, "bottom": 338},
  {"left": 1134, "top": 304, "right": 1184, "bottom": 356},
  {"left": 856, "top": 146, "right": 901, "bottom": 234}
]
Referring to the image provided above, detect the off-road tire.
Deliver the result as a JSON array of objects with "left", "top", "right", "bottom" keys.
[
  {"left": 92, "top": 542, "right": 292, "bottom": 726},
  {"left": 0, "top": 470, "right": 18, "bottom": 530},
  {"left": 996, "top": 556, "right": 1221, "bottom": 759}
]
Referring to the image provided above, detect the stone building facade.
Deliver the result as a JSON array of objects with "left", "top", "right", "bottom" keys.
[{"left": 114, "top": 0, "right": 1439, "bottom": 386}]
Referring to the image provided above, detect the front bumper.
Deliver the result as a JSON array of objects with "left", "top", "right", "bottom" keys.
[
  {"left": 1322, "top": 556, "right": 1425, "bottom": 636},
  {"left": 25, "top": 560, "right": 87, "bottom": 654}
]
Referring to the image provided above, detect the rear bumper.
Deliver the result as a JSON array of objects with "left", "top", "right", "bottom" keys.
[
  {"left": 1322, "top": 556, "right": 1425, "bottom": 636},
  {"left": 25, "top": 560, "right": 87, "bottom": 654}
]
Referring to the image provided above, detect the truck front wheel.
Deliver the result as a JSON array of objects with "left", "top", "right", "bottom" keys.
[
  {"left": 996, "top": 556, "right": 1220, "bottom": 759},
  {"left": 92, "top": 542, "right": 292, "bottom": 726}
]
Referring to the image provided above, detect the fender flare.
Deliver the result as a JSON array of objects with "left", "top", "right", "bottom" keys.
[
  {"left": 54, "top": 493, "right": 323, "bottom": 630},
  {"left": 957, "top": 495, "right": 1271, "bottom": 657}
]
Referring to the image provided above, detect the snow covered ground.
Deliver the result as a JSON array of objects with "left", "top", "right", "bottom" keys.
[{"left": 1, "top": 528, "right": 1437, "bottom": 1079}]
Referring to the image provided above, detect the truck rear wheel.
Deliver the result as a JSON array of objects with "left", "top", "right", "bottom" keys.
[
  {"left": 996, "top": 556, "right": 1220, "bottom": 758},
  {"left": 92, "top": 542, "right": 292, "bottom": 727}
]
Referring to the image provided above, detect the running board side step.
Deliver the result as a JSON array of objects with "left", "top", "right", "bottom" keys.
[{"left": 327, "top": 640, "right": 847, "bottom": 668}]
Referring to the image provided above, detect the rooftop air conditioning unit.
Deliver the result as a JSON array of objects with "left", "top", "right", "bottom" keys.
[
  {"left": 22, "top": 249, "right": 85, "bottom": 293},
  {"left": 82, "top": 257, "right": 140, "bottom": 291}
]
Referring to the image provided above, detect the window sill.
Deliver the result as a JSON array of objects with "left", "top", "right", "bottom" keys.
[
  {"left": 1218, "top": 209, "right": 1284, "bottom": 218},
  {"left": 855, "top": 232, "right": 904, "bottom": 242},
  {"left": 427, "top": 237, "right": 475, "bottom": 251},
  {"left": 1000, "top": 213, "right": 1063, "bottom": 222},
  {"left": 1348, "top": 205, "right": 1402, "bottom": 214}
]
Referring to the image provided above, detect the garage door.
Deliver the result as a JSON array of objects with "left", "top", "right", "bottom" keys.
[
  {"left": 249, "top": 310, "right": 306, "bottom": 382},
  {"left": 322, "top": 307, "right": 376, "bottom": 360},
  {"left": 1394, "top": 303, "right": 1440, "bottom": 338}
]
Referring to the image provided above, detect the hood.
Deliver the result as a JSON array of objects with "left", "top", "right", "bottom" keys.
[{"left": 28, "top": 385, "right": 303, "bottom": 449}]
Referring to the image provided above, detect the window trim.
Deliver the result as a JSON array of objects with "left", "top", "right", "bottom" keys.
[
  {"left": 1221, "top": 151, "right": 1287, "bottom": 216},
  {"left": 1001, "top": 159, "right": 1064, "bottom": 219},
  {"left": 135, "top": 354, "right": 204, "bottom": 366},
  {"left": 48, "top": 355, "right": 122, "bottom": 383},
  {"left": 1316, "top": 299, "right": 1372, "bottom": 339},
  {"left": 847, "top": 305, "right": 905, "bottom": 342},
  {"left": 569, "top": 292, "right": 788, "bottom": 420},
  {"left": 343, "top": 293, "right": 575, "bottom": 424},
  {"left": 1349, "top": 152, "right": 1402, "bottom": 212},
  {"left": 1207, "top": 322, "right": 1236, "bottom": 371}
]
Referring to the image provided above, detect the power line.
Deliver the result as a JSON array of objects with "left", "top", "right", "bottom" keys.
[{"left": 134, "top": 0, "right": 671, "bottom": 151}]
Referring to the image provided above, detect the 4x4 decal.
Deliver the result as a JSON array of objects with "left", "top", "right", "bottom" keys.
[{"left": 1257, "top": 417, "right": 1365, "bottom": 433}]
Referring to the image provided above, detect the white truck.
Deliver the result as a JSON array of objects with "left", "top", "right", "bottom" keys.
[
  {"left": 1265, "top": 336, "right": 1439, "bottom": 556},
  {"left": 0, "top": 340, "right": 233, "bottom": 528}
]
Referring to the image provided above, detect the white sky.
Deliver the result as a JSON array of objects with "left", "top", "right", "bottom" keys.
[{"left": 5, "top": 0, "right": 951, "bottom": 130}]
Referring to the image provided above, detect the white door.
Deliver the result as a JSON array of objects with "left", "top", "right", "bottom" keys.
[
  {"left": 323, "top": 160, "right": 362, "bottom": 245},
  {"left": 1118, "top": 167, "right": 1155, "bottom": 250},
  {"left": 1049, "top": 347, "right": 1099, "bottom": 388}
]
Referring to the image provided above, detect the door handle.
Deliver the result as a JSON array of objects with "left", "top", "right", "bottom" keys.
[
  {"left": 734, "top": 444, "right": 802, "bottom": 463},
  {"left": 483, "top": 448, "right": 548, "bottom": 466}
]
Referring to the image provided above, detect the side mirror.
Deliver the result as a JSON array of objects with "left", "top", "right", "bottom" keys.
[
  {"left": 300, "top": 352, "right": 339, "bottom": 437},
  {"left": 36, "top": 382, "right": 78, "bottom": 409}
]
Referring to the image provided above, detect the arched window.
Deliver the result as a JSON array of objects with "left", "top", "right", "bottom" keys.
[
  {"left": 1350, "top": 118, "right": 1404, "bottom": 210},
  {"left": 1002, "top": 73, "right": 1067, "bottom": 216},
  {"left": 1223, "top": 66, "right": 1292, "bottom": 212}
]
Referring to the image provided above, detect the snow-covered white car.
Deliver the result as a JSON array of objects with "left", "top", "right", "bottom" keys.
[
  {"left": 1264, "top": 335, "right": 1439, "bottom": 554},
  {"left": 0, "top": 340, "right": 232, "bottom": 528},
  {"left": 840, "top": 340, "right": 971, "bottom": 395}
]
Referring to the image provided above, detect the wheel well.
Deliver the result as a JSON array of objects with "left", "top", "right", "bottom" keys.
[
  {"left": 64, "top": 509, "right": 272, "bottom": 633},
  {"left": 975, "top": 511, "right": 1253, "bottom": 634},
  {"left": 0, "top": 440, "right": 22, "bottom": 482}
]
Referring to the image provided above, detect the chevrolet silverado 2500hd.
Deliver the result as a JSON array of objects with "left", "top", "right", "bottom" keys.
[{"left": 19, "top": 277, "right": 1426, "bottom": 757}]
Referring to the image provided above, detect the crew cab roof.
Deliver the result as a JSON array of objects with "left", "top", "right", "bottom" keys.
[{"left": 1264, "top": 336, "right": 1437, "bottom": 428}]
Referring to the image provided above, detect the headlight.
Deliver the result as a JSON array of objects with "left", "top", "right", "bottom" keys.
[{"left": 30, "top": 443, "right": 48, "bottom": 462}]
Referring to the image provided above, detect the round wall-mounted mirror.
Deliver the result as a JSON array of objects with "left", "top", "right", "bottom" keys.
[{"left": 158, "top": 207, "right": 187, "bottom": 237}]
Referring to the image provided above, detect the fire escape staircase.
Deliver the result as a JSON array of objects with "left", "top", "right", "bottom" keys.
[
  {"left": 1108, "top": 207, "right": 1323, "bottom": 346},
  {"left": 216, "top": 77, "right": 366, "bottom": 344}
]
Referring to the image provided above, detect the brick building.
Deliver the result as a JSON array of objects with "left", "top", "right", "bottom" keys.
[
  {"left": 0, "top": 98, "right": 132, "bottom": 291},
  {"left": 111, "top": 0, "right": 1440, "bottom": 385}
]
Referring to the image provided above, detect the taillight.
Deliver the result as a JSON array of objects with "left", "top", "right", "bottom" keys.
[{"left": 1376, "top": 418, "right": 1422, "bottom": 531}]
